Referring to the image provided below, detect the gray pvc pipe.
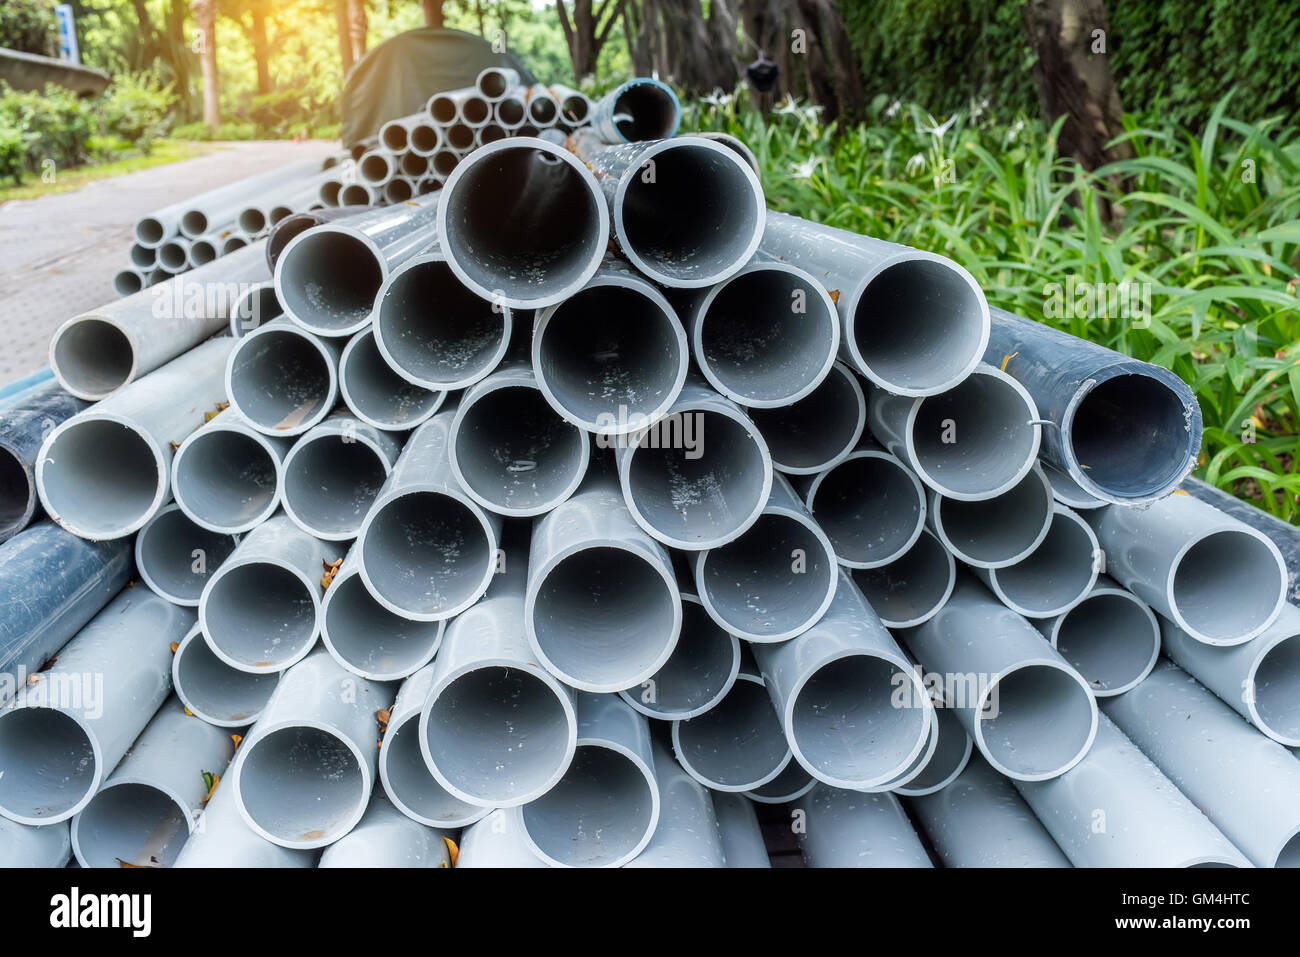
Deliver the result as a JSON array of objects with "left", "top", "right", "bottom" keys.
[
  {"left": 129, "top": 241, "right": 157, "bottom": 269},
  {"left": 1043, "top": 461, "right": 1106, "bottom": 510},
  {"left": 174, "top": 768, "right": 316, "bottom": 867},
  {"left": 172, "top": 407, "right": 290, "bottom": 535},
  {"left": 444, "top": 122, "right": 475, "bottom": 152},
  {"left": 70, "top": 696, "right": 236, "bottom": 868},
  {"left": 588, "top": 78, "right": 681, "bottom": 142},
  {"left": 928, "top": 464, "right": 1053, "bottom": 568},
  {"left": 385, "top": 177, "right": 415, "bottom": 204},
  {"left": 971, "top": 503, "right": 1100, "bottom": 618},
  {"left": 339, "top": 182, "right": 376, "bottom": 206},
  {"left": 0, "top": 817, "right": 70, "bottom": 868},
  {"left": 692, "top": 473, "right": 837, "bottom": 642},
  {"left": 518, "top": 692, "right": 659, "bottom": 867},
  {"left": 188, "top": 237, "right": 218, "bottom": 267},
  {"left": 548, "top": 83, "right": 593, "bottom": 127},
  {"left": 760, "top": 211, "right": 989, "bottom": 396},
  {"left": 751, "top": 570, "right": 931, "bottom": 789},
  {"left": 624, "top": 739, "right": 726, "bottom": 868},
  {"left": 134, "top": 503, "right": 238, "bottom": 606},
  {"left": 114, "top": 268, "right": 147, "bottom": 296},
  {"left": 797, "top": 784, "right": 932, "bottom": 868},
  {"left": 1182, "top": 476, "right": 1300, "bottom": 603},
  {"left": 356, "top": 148, "right": 396, "bottom": 186},
  {"left": 850, "top": 528, "right": 956, "bottom": 629},
  {"left": 532, "top": 259, "right": 687, "bottom": 434},
  {"left": 743, "top": 761, "right": 817, "bottom": 805},
  {"left": 712, "top": 791, "right": 770, "bottom": 867},
  {"left": 893, "top": 701, "right": 973, "bottom": 797},
  {"left": 159, "top": 157, "right": 325, "bottom": 240},
  {"left": 158, "top": 237, "right": 191, "bottom": 272},
  {"left": 438, "top": 137, "right": 608, "bottom": 309},
  {"left": 477, "top": 67, "right": 520, "bottom": 101},
  {"left": 339, "top": 328, "right": 445, "bottom": 432},
  {"left": 493, "top": 94, "right": 527, "bottom": 130},
  {"left": 198, "top": 513, "right": 335, "bottom": 674},
  {"left": 380, "top": 113, "right": 444, "bottom": 154},
  {"left": 0, "top": 381, "right": 87, "bottom": 541},
  {"left": 692, "top": 131, "right": 759, "bottom": 174},
  {"left": 357, "top": 410, "right": 502, "bottom": 621},
  {"left": 224, "top": 318, "right": 343, "bottom": 438},
  {"left": 0, "top": 586, "right": 190, "bottom": 825},
  {"left": 750, "top": 361, "right": 866, "bottom": 476},
  {"left": 172, "top": 625, "right": 279, "bottom": 728},
  {"left": 456, "top": 809, "right": 547, "bottom": 868},
  {"left": 50, "top": 241, "right": 269, "bottom": 400},
  {"left": 1086, "top": 494, "right": 1287, "bottom": 646},
  {"left": 1030, "top": 575, "right": 1159, "bottom": 697},
  {"left": 230, "top": 648, "right": 394, "bottom": 849},
  {"left": 525, "top": 478, "right": 681, "bottom": 693},
  {"left": 907, "top": 754, "right": 1068, "bottom": 867},
  {"left": 524, "top": 84, "right": 559, "bottom": 126},
  {"left": 267, "top": 206, "right": 374, "bottom": 271},
  {"left": 1015, "top": 713, "right": 1249, "bottom": 868},
  {"left": 318, "top": 791, "right": 451, "bottom": 867},
  {"left": 229, "top": 280, "right": 284, "bottom": 338},
  {"left": 898, "top": 573, "right": 1098, "bottom": 781},
  {"left": 221, "top": 233, "right": 250, "bottom": 255}
]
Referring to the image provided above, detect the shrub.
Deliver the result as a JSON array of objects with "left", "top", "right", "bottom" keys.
[
  {"left": 0, "top": 0, "right": 57, "bottom": 57},
  {"left": 98, "top": 72, "right": 176, "bottom": 154}
]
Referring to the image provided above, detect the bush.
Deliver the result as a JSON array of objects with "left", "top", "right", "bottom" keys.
[
  {"left": 0, "top": 0, "right": 57, "bottom": 57},
  {"left": 0, "top": 83, "right": 92, "bottom": 182},
  {"left": 98, "top": 72, "right": 175, "bottom": 154},
  {"left": 169, "top": 120, "right": 212, "bottom": 141}
]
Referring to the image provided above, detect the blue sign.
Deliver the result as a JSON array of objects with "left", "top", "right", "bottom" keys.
[{"left": 55, "top": 4, "right": 80, "bottom": 64}]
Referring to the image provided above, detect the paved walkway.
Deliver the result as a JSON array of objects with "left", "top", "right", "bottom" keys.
[{"left": 0, "top": 140, "right": 338, "bottom": 382}]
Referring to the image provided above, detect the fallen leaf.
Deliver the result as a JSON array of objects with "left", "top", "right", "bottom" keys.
[{"left": 444, "top": 836, "right": 460, "bottom": 867}]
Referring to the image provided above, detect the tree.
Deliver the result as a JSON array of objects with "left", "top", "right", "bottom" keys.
[
  {"left": 421, "top": 0, "right": 445, "bottom": 27},
  {"left": 220, "top": 0, "right": 272, "bottom": 95},
  {"left": 346, "top": 0, "right": 368, "bottom": 65},
  {"left": 555, "top": 0, "right": 631, "bottom": 82},
  {"left": 737, "top": 0, "right": 863, "bottom": 121},
  {"left": 191, "top": 0, "right": 220, "bottom": 135}
]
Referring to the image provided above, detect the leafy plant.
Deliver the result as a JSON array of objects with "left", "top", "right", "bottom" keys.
[{"left": 98, "top": 71, "right": 176, "bottom": 154}]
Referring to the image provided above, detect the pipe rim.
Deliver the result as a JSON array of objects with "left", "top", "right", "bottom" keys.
[
  {"left": 892, "top": 714, "right": 974, "bottom": 797},
  {"left": 1042, "top": 462, "right": 1106, "bottom": 510},
  {"left": 172, "top": 627, "right": 279, "bottom": 727},
  {"left": 671, "top": 672, "right": 794, "bottom": 792},
  {"left": 849, "top": 529, "right": 957, "bottom": 629},
  {"left": 1244, "top": 621, "right": 1300, "bottom": 745},
  {"left": 224, "top": 322, "right": 340, "bottom": 437},
  {"left": 760, "top": 362, "right": 867, "bottom": 475},
  {"left": 279, "top": 423, "right": 394, "bottom": 541},
  {"left": 320, "top": 567, "right": 446, "bottom": 681},
  {"left": 0, "top": 438, "right": 37, "bottom": 540},
  {"left": 198, "top": 555, "right": 323, "bottom": 674},
  {"left": 973, "top": 659, "right": 1099, "bottom": 781},
  {"left": 378, "top": 710, "right": 491, "bottom": 828},
  {"left": 929, "top": 464, "right": 1055, "bottom": 568},
  {"left": 357, "top": 149, "right": 395, "bottom": 186},
  {"left": 1164, "top": 521, "right": 1286, "bottom": 645},
  {"left": 605, "top": 78, "right": 681, "bottom": 141},
  {"left": 133, "top": 503, "right": 236, "bottom": 606},
  {"left": 274, "top": 225, "right": 388, "bottom": 337},
  {"left": 113, "top": 269, "right": 145, "bottom": 296},
  {"left": 0, "top": 703, "right": 103, "bottom": 825},
  {"left": 986, "top": 504, "right": 1100, "bottom": 618},
  {"left": 742, "top": 763, "right": 818, "bottom": 805},
  {"left": 805, "top": 448, "right": 926, "bottom": 568},
  {"left": 339, "top": 329, "right": 446, "bottom": 432},
  {"left": 134, "top": 216, "right": 169, "bottom": 248},
  {"left": 49, "top": 314, "right": 139, "bottom": 401},
  {"left": 860, "top": 696, "right": 940, "bottom": 792},
  {"left": 1046, "top": 584, "right": 1160, "bottom": 698},
  {"left": 70, "top": 777, "right": 194, "bottom": 869},
  {"left": 172, "top": 418, "right": 284, "bottom": 534}
]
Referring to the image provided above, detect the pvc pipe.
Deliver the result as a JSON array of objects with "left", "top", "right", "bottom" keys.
[
  {"left": 907, "top": 755, "right": 1068, "bottom": 867},
  {"left": 898, "top": 573, "right": 1098, "bottom": 781},
  {"left": 744, "top": 761, "right": 817, "bottom": 805},
  {"left": 372, "top": 249, "right": 512, "bottom": 392},
  {"left": 525, "top": 84, "right": 559, "bottom": 126},
  {"left": 224, "top": 318, "right": 342, "bottom": 438},
  {"left": 350, "top": 138, "right": 376, "bottom": 162},
  {"left": 797, "top": 784, "right": 932, "bottom": 868},
  {"left": 357, "top": 410, "right": 502, "bottom": 621},
  {"left": 0, "top": 381, "right": 87, "bottom": 541},
  {"left": 892, "top": 701, "right": 973, "bottom": 797},
  {"left": 927, "top": 463, "right": 1054, "bottom": 568},
  {"left": 1043, "top": 462, "right": 1106, "bottom": 510},
  {"left": 70, "top": 696, "right": 236, "bottom": 868},
  {"left": 971, "top": 503, "right": 1100, "bottom": 618},
  {"left": 548, "top": 83, "right": 593, "bottom": 127},
  {"left": 339, "top": 182, "right": 376, "bottom": 206},
  {"left": 229, "top": 281, "right": 284, "bottom": 338},
  {"left": 416, "top": 175, "right": 443, "bottom": 196},
  {"left": 989, "top": 307, "right": 1201, "bottom": 504},
  {"left": 493, "top": 94, "right": 526, "bottom": 130},
  {"left": 692, "top": 130, "right": 760, "bottom": 175},
  {"left": 384, "top": 176, "right": 415, "bottom": 204},
  {"left": 158, "top": 237, "right": 190, "bottom": 272},
  {"left": 230, "top": 648, "right": 394, "bottom": 849},
  {"left": 0, "top": 817, "right": 70, "bottom": 867},
  {"left": 0, "top": 586, "right": 190, "bottom": 825},
  {"left": 849, "top": 528, "right": 956, "bottom": 629},
  {"left": 531, "top": 259, "right": 687, "bottom": 435},
  {"left": 356, "top": 148, "right": 396, "bottom": 186},
  {"left": 267, "top": 206, "right": 374, "bottom": 272},
  {"left": 477, "top": 67, "right": 520, "bottom": 101},
  {"left": 172, "top": 407, "right": 290, "bottom": 534},
  {"left": 438, "top": 137, "right": 608, "bottom": 309},
  {"left": 174, "top": 769, "right": 316, "bottom": 867},
  {"left": 749, "top": 361, "right": 865, "bottom": 476},
  {"left": 1182, "top": 476, "right": 1300, "bottom": 602},
  {"left": 37, "top": 335, "right": 235, "bottom": 540},
  {"left": 50, "top": 241, "right": 268, "bottom": 400},
  {"left": 760, "top": 211, "right": 989, "bottom": 396},
  {"left": 751, "top": 570, "right": 931, "bottom": 789},
  {"left": 114, "top": 268, "right": 147, "bottom": 296},
  {"left": 802, "top": 437, "right": 925, "bottom": 568},
  {"left": 525, "top": 478, "right": 681, "bottom": 693},
  {"left": 456, "top": 809, "right": 547, "bottom": 868},
  {"left": 623, "top": 740, "right": 725, "bottom": 868},
  {"left": 430, "top": 149, "right": 459, "bottom": 177},
  {"left": 172, "top": 625, "right": 279, "bottom": 727},
  {"left": 378, "top": 664, "right": 486, "bottom": 827},
  {"left": 198, "top": 513, "right": 335, "bottom": 674},
  {"left": 157, "top": 157, "right": 326, "bottom": 240},
  {"left": 712, "top": 791, "right": 770, "bottom": 867},
  {"left": 474, "top": 122, "right": 507, "bottom": 146},
  {"left": 380, "top": 113, "right": 443, "bottom": 155},
  {"left": 427, "top": 91, "right": 459, "bottom": 124},
  {"left": 866, "top": 687, "right": 940, "bottom": 793},
  {"left": 868, "top": 363, "right": 1041, "bottom": 501},
  {"left": 692, "top": 473, "right": 836, "bottom": 642},
  {"left": 444, "top": 122, "right": 475, "bottom": 152},
  {"left": 318, "top": 791, "right": 451, "bottom": 867},
  {"left": 134, "top": 503, "right": 238, "bottom": 606},
  {"left": 573, "top": 131, "right": 764, "bottom": 288},
  {"left": 220, "top": 233, "right": 248, "bottom": 255},
  {"left": 1029, "top": 575, "right": 1159, "bottom": 697},
  {"left": 188, "top": 237, "right": 218, "bottom": 267},
  {"left": 588, "top": 78, "right": 682, "bottom": 142},
  {"left": 339, "top": 328, "right": 445, "bottom": 432},
  {"left": 129, "top": 241, "right": 157, "bottom": 269},
  {"left": 1084, "top": 492, "right": 1286, "bottom": 645}
]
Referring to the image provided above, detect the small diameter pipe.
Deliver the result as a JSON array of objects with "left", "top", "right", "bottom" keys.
[
  {"left": 430, "top": 149, "right": 459, "bottom": 177},
  {"left": 548, "top": 83, "right": 593, "bottom": 128},
  {"left": 893, "top": 702, "right": 973, "bottom": 797},
  {"left": 624, "top": 739, "right": 725, "bottom": 868},
  {"left": 692, "top": 473, "right": 837, "bottom": 642},
  {"left": 456, "top": 809, "right": 547, "bottom": 868},
  {"left": 898, "top": 573, "right": 1098, "bottom": 781},
  {"left": 318, "top": 791, "right": 451, "bottom": 868},
  {"left": 339, "top": 328, "right": 445, "bottom": 432},
  {"left": 339, "top": 182, "right": 376, "bottom": 206},
  {"left": 749, "top": 361, "right": 866, "bottom": 476},
  {"left": 280, "top": 413, "right": 402, "bottom": 541},
  {"left": 449, "top": 89, "right": 492, "bottom": 127},
  {"left": 129, "top": 241, "right": 157, "bottom": 269},
  {"left": 743, "top": 761, "right": 817, "bottom": 805},
  {"left": 493, "top": 94, "right": 526, "bottom": 130},
  {"left": 70, "top": 696, "right": 236, "bottom": 868},
  {"left": 1182, "top": 476, "right": 1300, "bottom": 603},
  {"left": 868, "top": 363, "right": 1041, "bottom": 501},
  {"left": 449, "top": 363, "right": 589, "bottom": 517},
  {"left": 475, "top": 122, "right": 507, "bottom": 146},
  {"left": 518, "top": 692, "right": 659, "bottom": 867},
  {"left": 989, "top": 306, "right": 1201, "bottom": 504},
  {"left": 797, "top": 784, "right": 932, "bottom": 868},
  {"left": 174, "top": 771, "right": 316, "bottom": 867},
  {"left": 224, "top": 318, "right": 342, "bottom": 438},
  {"left": 198, "top": 514, "right": 336, "bottom": 674},
  {"left": 712, "top": 791, "right": 770, "bottom": 867},
  {"left": 357, "top": 148, "right": 396, "bottom": 186},
  {"left": 230, "top": 648, "right": 395, "bottom": 849},
  {"left": 427, "top": 91, "right": 459, "bottom": 124},
  {"left": 380, "top": 113, "right": 442, "bottom": 154},
  {"left": 134, "top": 503, "right": 238, "bottom": 607},
  {"left": 358, "top": 410, "right": 502, "bottom": 621},
  {"left": 477, "top": 66, "right": 520, "bottom": 101},
  {"left": 526, "top": 478, "right": 682, "bottom": 693},
  {"left": 172, "top": 407, "right": 289, "bottom": 535},
  {"left": 1029, "top": 575, "right": 1159, "bottom": 697},
  {"left": 158, "top": 238, "right": 190, "bottom": 272},
  {"left": 691, "top": 130, "right": 760, "bottom": 175},
  {"left": 160, "top": 157, "right": 326, "bottom": 240},
  {"left": 0, "top": 817, "right": 70, "bottom": 868},
  {"left": 573, "top": 131, "right": 764, "bottom": 288},
  {"left": 760, "top": 211, "right": 990, "bottom": 396},
  {"left": 532, "top": 259, "right": 687, "bottom": 435},
  {"left": 849, "top": 529, "right": 956, "bottom": 629},
  {"left": 906, "top": 755, "right": 1068, "bottom": 867},
  {"left": 971, "top": 503, "right": 1100, "bottom": 619},
  {"left": 229, "top": 281, "right": 284, "bottom": 338},
  {"left": 378, "top": 664, "right": 486, "bottom": 828},
  {"left": 521, "top": 84, "right": 557, "bottom": 126},
  {"left": 38, "top": 336, "right": 235, "bottom": 540},
  {"left": 1084, "top": 492, "right": 1287, "bottom": 645},
  {"left": 172, "top": 625, "right": 279, "bottom": 728},
  {"left": 928, "top": 464, "right": 1053, "bottom": 568},
  {"left": 1015, "top": 713, "right": 1249, "bottom": 868},
  {"left": 220, "top": 233, "right": 248, "bottom": 255},
  {"left": 385, "top": 177, "right": 415, "bottom": 204},
  {"left": 444, "top": 122, "right": 475, "bottom": 151},
  {"left": 188, "top": 237, "right": 218, "bottom": 267},
  {"left": 373, "top": 249, "right": 512, "bottom": 392},
  {"left": 588, "top": 78, "right": 682, "bottom": 142},
  {"left": 0, "top": 381, "right": 87, "bottom": 541},
  {"left": 0, "top": 587, "right": 191, "bottom": 825},
  {"left": 751, "top": 571, "right": 931, "bottom": 789},
  {"left": 438, "top": 137, "right": 608, "bottom": 309},
  {"left": 114, "top": 268, "right": 147, "bottom": 296}
]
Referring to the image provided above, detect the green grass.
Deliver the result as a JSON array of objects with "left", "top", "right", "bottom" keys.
[
  {"left": 0, "top": 139, "right": 211, "bottom": 204},
  {"left": 683, "top": 91, "right": 1300, "bottom": 523}
]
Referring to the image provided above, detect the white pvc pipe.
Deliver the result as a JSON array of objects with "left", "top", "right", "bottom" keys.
[
  {"left": 318, "top": 791, "right": 451, "bottom": 868},
  {"left": 798, "top": 784, "right": 932, "bottom": 868},
  {"left": 0, "top": 817, "right": 70, "bottom": 867},
  {"left": 893, "top": 702, "right": 973, "bottom": 797},
  {"left": 742, "top": 762, "right": 816, "bottom": 805},
  {"left": 339, "top": 328, "right": 445, "bottom": 432},
  {"left": 134, "top": 503, "right": 237, "bottom": 607},
  {"left": 623, "top": 740, "right": 726, "bottom": 868},
  {"left": 456, "top": 809, "right": 547, "bottom": 868},
  {"left": 712, "top": 791, "right": 770, "bottom": 867},
  {"left": 225, "top": 318, "right": 342, "bottom": 438},
  {"left": 172, "top": 407, "right": 290, "bottom": 535},
  {"left": 174, "top": 770, "right": 317, "bottom": 867},
  {"left": 172, "top": 625, "right": 280, "bottom": 728}
]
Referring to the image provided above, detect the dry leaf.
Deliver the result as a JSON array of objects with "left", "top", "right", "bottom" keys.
[{"left": 444, "top": 836, "right": 460, "bottom": 867}]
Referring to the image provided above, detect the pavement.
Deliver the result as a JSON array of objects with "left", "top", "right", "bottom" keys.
[{"left": 0, "top": 139, "right": 339, "bottom": 382}]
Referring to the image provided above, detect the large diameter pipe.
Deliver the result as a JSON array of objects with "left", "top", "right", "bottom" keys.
[
  {"left": 37, "top": 336, "right": 235, "bottom": 540},
  {"left": 134, "top": 503, "right": 238, "bottom": 606},
  {"left": 588, "top": 78, "right": 681, "bottom": 142},
  {"left": 990, "top": 306, "right": 1201, "bottom": 504},
  {"left": 339, "top": 328, "right": 445, "bottom": 432},
  {"left": 1182, "top": 476, "right": 1300, "bottom": 602},
  {"left": 172, "top": 408, "right": 290, "bottom": 534},
  {"left": 0, "top": 382, "right": 88, "bottom": 541},
  {"left": 70, "top": 696, "right": 236, "bottom": 868},
  {"left": 892, "top": 702, "right": 973, "bottom": 797},
  {"left": 692, "top": 131, "right": 760, "bottom": 175},
  {"left": 172, "top": 625, "right": 279, "bottom": 728},
  {"left": 0, "top": 817, "right": 70, "bottom": 868},
  {"left": 898, "top": 573, "right": 1099, "bottom": 781},
  {"left": 712, "top": 791, "right": 770, "bottom": 868},
  {"left": 318, "top": 791, "right": 451, "bottom": 868},
  {"left": 970, "top": 503, "right": 1100, "bottom": 619},
  {"left": 749, "top": 361, "right": 865, "bottom": 476},
  {"left": 438, "top": 137, "right": 608, "bottom": 309},
  {"left": 266, "top": 205, "right": 374, "bottom": 272},
  {"left": 760, "top": 211, "right": 989, "bottom": 396},
  {"left": 797, "top": 784, "right": 932, "bottom": 868},
  {"left": 927, "top": 464, "right": 1053, "bottom": 568},
  {"left": 456, "top": 809, "right": 547, "bottom": 868},
  {"left": 0, "top": 587, "right": 190, "bottom": 825},
  {"left": 849, "top": 529, "right": 956, "bottom": 629},
  {"left": 174, "top": 769, "right": 316, "bottom": 868},
  {"left": 1084, "top": 492, "right": 1287, "bottom": 645},
  {"left": 623, "top": 739, "right": 725, "bottom": 868},
  {"left": 224, "top": 318, "right": 342, "bottom": 438}
]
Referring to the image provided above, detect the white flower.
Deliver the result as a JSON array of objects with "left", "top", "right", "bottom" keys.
[
  {"left": 884, "top": 99, "right": 901, "bottom": 119},
  {"left": 905, "top": 153, "right": 926, "bottom": 176},
  {"left": 918, "top": 113, "right": 958, "bottom": 139},
  {"left": 774, "top": 95, "right": 801, "bottom": 116},
  {"left": 701, "top": 88, "right": 732, "bottom": 108},
  {"left": 792, "top": 158, "right": 817, "bottom": 180}
]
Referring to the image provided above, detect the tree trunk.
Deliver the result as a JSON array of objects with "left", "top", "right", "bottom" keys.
[
  {"left": 191, "top": 0, "right": 219, "bottom": 137},
  {"left": 251, "top": 2, "right": 271, "bottom": 96},
  {"left": 347, "top": 0, "right": 368, "bottom": 65},
  {"left": 422, "top": 0, "right": 445, "bottom": 29},
  {"left": 556, "top": 0, "right": 630, "bottom": 82},
  {"left": 335, "top": 0, "right": 354, "bottom": 75}
]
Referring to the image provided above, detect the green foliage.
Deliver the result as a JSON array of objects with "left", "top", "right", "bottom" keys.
[
  {"left": 97, "top": 70, "right": 175, "bottom": 153},
  {"left": 0, "top": 0, "right": 58, "bottom": 56}
]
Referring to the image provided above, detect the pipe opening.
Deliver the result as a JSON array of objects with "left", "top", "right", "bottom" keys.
[
  {"left": 432, "top": 150, "right": 459, "bottom": 177},
  {"left": 1053, "top": 592, "right": 1158, "bottom": 695},
  {"left": 279, "top": 231, "right": 383, "bottom": 332},
  {"left": 850, "top": 531, "right": 954, "bottom": 628},
  {"left": 189, "top": 239, "right": 217, "bottom": 266},
  {"left": 203, "top": 563, "right": 317, "bottom": 669},
  {"left": 0, "top": 445, "right": 32, "bottom": 537},
  {"left": 495, "top": 98, "right": 525, "bottom": 126},
  {"left": 610, "top": 83, "right": 677, "bottom": 140},
  {"left": 746, "top": 760, "right": 814, "bottom": 803},
  {"left": 270, "top": 206, "right": 293, "bottom": 225},
  {"left": 810, "top": 454, "right": 922, "bottom": 566},
  {"left": 399, "top": 151, "right": 426, "bottom": 177},
  {"left": 897, "top": 706, "right": 970, "bottom": 795},
  {"left": 477, "top": 123, "right": 506, "bottom": 145},
  {"left": 977, "top": 665, "right": 1094, "bottom": 778},
  {"left": 73, "top": 782, "right": 189, "bottom": 868},
  {"left": 40, "top": 418, "right": 160, "bottom": 538},
  {"left": 175, "top": 428, "right": 278, "bottom": 530},
  {"left": 175, "top": 633, "right": 278, "bottom": 724},
  {"left": 1070, "top": 374, "right": 1192, "bottom": 497},
  {"left": 410, "top": 124, "right": 440, "bottom": 154},
  {"left": 129, "top": 243, "right": 155, "bottom": 267},
  {"left": 340, "top": 184, "right": 372, "bottom": 206},
  {"left": 0, "top": 708, "right": 95, "bottom": 821},
  {"left": 231, "top": 284, "right": 284, "bottom": 337},
  {"left": 385, "top": 178, "right": 414, "bottom": 204},
  {"left": 461, "top": 96, "right": 491, "bottom": 124},
  {"left": 478, "top": 69, "right": 510, "bottom": 99},
  {"left": 623, "top": 599, "right": 736, "bottom": 718},
  {"left": 429, "top": 95, "right": 457, "bottom": 124},
  {"left": 114, "top": 270, "right": 144, "bottom": 296},
  {"left": 528, "top": 96, "right": 557, "bottom": 125},
  {"left": 221, "top": 236, "right": 248, "bottom": 254},
  {"left": 324, "top": 572, "right": 443, "bottom": 678},
  {"left": 359, "top": 152, "right": 391, "bottom": 185},
  {"left": 749, "top": 365, "right": 863, "bottom": 473},
  {"left": 138, "top": 509, "right": 236, "bottom": 603},
  {"left": 560, "top": 95, "right": 590, "bottom": 125},
  {"left": 1253, "top": 632, "right": 1300, "bottom": 742},
  {"left": 342, "top": 331, "right": 442, "bottom": 428},
  {"left": 239, "top": 208, "right": 266, "bottom": 235},
  {"left": 380, "top": 123, "right": 408, "bottom": 152},
  {"left": 676, "top": 678, "right": 789, "bottom": 789},
  {"left": 180, "top": 210, "right": 207, "bottom": 237},
  {"left": 228, "top": 329, "right": 332, "bottom": 431},
  {"left": 934, "top": 467, "right": 1052, "bottom": 566},
  {"left": 320, "top": 181, "right": 342, "bottom": 206},
  {"left": 447, "top": 123, "right": 474, "bottom": 150},
  {"left": 284, "top": 434, "right": 389, "bottom": 538},
  {"left": 1172, "top": 530, "right": 1284, "bottom": 643},
  {"left": 382, "top": 713, "right": 482, "bottom": 826},
  {"left": 991, "top": 509, "right": 1096, "bottom": 616},
  {"left": 135, "top": 217, "right": 165, "bottom": 246},
  {"left": 238, "top": 726, "right": 364, "bottom": 844},
  {"left": 53, "top": 318, "right": 133, "bottom": 397}
]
